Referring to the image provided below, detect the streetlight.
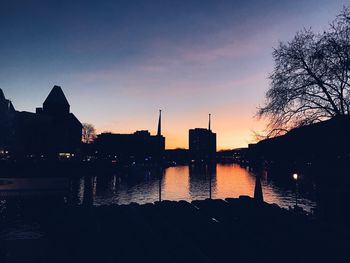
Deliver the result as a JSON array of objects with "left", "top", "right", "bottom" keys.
[
  {"left": 293, "top": 173, "right": 298, "bottom": 181},
  {"left": 293, "top": 173, "right": 298, "bottom": 207}
]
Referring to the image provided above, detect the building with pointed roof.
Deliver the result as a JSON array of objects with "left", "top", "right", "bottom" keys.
[
  {"left": 0, "top": 89, "right": 17, "bottom": 152},
  {"left": 43, "top": 85, "right": 70, "bottom": 115},
  {"left": 0, "top": 88, "right": 15, "bottom": 115},
  {"left": 0, "top": 86, "right": 82, "bottom": 158}
]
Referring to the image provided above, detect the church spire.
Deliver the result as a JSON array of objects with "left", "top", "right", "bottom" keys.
[
  {"left": 157, "top": 109, "right": 162, "bottom": 136},
  {"left": 208, "top": 113, "right": 211, "bottom": 131}
]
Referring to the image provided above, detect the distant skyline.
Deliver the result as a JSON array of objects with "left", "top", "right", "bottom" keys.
[{"left": 0, "top": 0, "right": 348, "bottom": 150}]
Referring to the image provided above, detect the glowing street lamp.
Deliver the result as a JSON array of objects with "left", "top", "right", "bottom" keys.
[
  {"left": 293, "top": 173, "right": 298, "bottom": 181},
  {"left": 293, "top": 173, "right": 299, "bottom": 207}
]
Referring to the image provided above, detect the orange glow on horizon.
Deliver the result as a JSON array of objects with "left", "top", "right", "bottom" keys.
[{"left": 95, "top": 113, "right": 267, "bottom": 150}]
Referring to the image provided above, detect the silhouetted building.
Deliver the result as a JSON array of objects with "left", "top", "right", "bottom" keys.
[
  {"left": 165, "top": 149, "right": 189, "bottom": 165},
  {"left": 0, "top": 89, "right": 16, "bottom": 152},
  {"left": 189, "top": 114, "right": 216, "bottom": 162},
  {"left": 247, "top": 116, "right": 350, "bottom": 164},
  {"left": 94, "top": 110, "right": 165, "bottom": 164},
  {"left": 0, "top": 89, "right": 15, "bottom": 115},
  {"left": 216, "top": 148, "right": 248, "bottom": 163},
  {"left": 0, "top": 86, "right": 82, "bottom": 158}
]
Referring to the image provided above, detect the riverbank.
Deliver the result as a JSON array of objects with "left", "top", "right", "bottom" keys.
[
  {"left": 0, "top": 159, "right": 169, "bottom": 178},
  {"left": 1, "top": 197, "right": 349, "bottom": 263}
]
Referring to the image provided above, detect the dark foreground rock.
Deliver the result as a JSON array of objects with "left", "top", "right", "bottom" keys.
[{"left": 1, "top": 197, "right": 349, "bottom": 263}]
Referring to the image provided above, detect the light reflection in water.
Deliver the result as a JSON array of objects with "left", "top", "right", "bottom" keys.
[
  {"left": 162, "top": 166, "right": 190, "bottom": 201},
  {"left": 77, "top": 164, "right": 316, "bottom": 211}
]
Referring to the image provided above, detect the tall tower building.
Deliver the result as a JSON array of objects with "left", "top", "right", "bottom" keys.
[{"left": 189, "top": 114, "right": 216, "bottom": 163}]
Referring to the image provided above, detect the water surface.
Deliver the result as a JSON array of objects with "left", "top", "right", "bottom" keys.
[
  {"left": 0, "top": 164, "right": 316, "bottom": 213},
  {"left": 71, "top": 164, "right": 316, "bottom": 211}
]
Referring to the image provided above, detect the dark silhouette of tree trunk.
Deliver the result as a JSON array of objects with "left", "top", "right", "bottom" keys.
[{"left": 258, "top": 7, "right": 350, "bottom": 137}]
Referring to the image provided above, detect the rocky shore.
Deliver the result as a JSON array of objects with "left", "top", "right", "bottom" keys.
[{"left": 1, "top": 197, "right": 349, "bottom": 263}]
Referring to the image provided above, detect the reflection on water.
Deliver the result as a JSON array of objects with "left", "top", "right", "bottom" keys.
[
  {"left": 0, "top": 164, "right": 317, "bottom": 213},
  {"left": 73, "top": 164, "right": 316, "bottom": 211}
]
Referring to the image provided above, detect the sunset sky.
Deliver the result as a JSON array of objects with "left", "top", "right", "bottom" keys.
[{"left": 0, "top": 0, "right": 348, "bottom": 150}]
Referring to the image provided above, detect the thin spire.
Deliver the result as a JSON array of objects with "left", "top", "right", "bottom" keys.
[
  {"left": 157, "top": 109, "right": 162, "bottom": 136},
  {"left": 208, "top": 113, "right": 211, "bottom": 131}
]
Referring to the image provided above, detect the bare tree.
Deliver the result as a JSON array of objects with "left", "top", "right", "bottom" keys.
[
  {"left": 82, "top": 123, "right": 96, "bottom": 144},
  {"left": 258, "top": 7, "right": 350, "bottom": 137}
]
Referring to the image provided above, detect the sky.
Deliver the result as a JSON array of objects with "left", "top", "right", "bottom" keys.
[{"left": 0, "top": 0, "right": 348, "bottom": 150}]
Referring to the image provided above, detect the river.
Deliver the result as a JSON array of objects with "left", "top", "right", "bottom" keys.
[{"left": 70, "top": 163, "right": 316, "bottom": 211}]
